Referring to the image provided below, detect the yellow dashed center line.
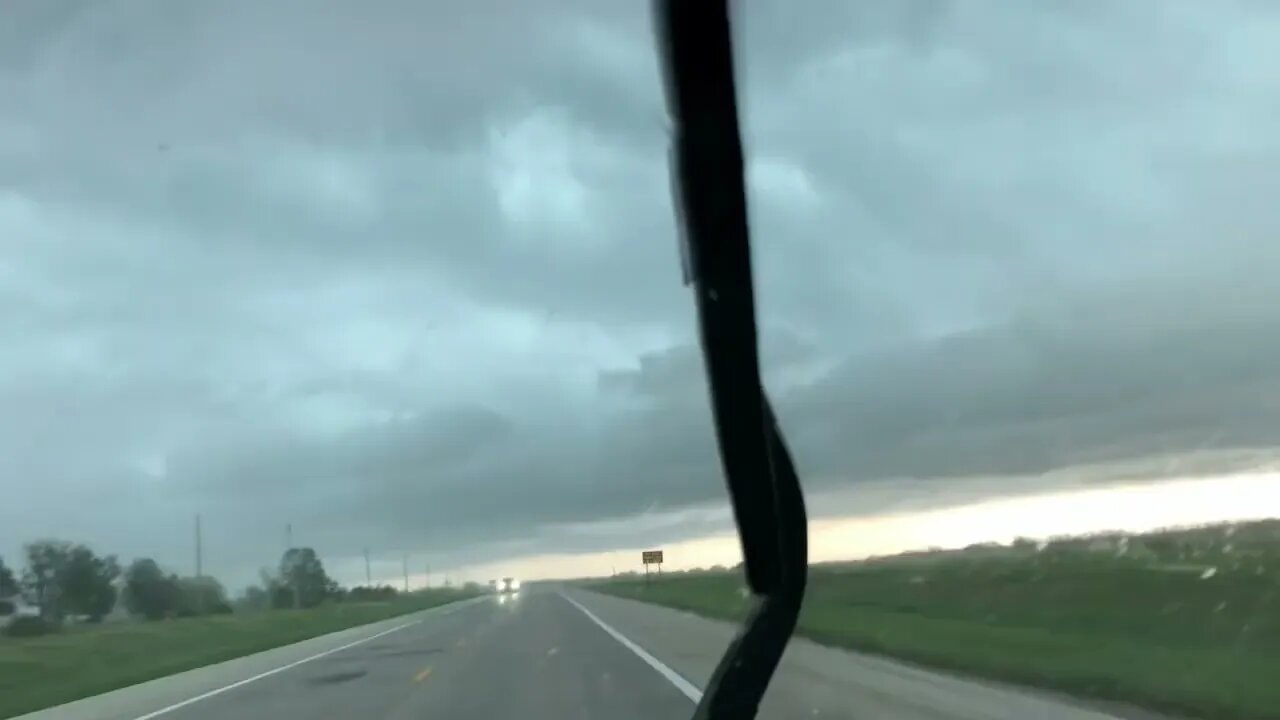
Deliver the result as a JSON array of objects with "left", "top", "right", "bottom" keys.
[{"left": 414, "top": 666, "right": 433, "bottom": 683}]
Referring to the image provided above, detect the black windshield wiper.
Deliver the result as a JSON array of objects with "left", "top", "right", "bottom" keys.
[{"left": 653, "top": 2, "right": 810, "bottom": 718}]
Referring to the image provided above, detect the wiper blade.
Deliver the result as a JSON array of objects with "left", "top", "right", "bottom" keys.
[{"left": 653, "top": 2, "right": 809, "bottom": 718}]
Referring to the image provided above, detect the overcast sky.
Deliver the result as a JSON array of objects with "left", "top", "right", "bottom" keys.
[{"left": 3, "top": 1, "right": 1280, "bottom": 589}]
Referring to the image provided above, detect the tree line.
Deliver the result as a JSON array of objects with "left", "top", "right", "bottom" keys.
[{"left": 0, "top": 539, "right": 405, "bottom": 637}]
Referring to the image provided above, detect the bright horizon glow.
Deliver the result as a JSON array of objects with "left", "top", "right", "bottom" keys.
[{"left": 454, "top": 471, "right": 1280, "bottom": 583}]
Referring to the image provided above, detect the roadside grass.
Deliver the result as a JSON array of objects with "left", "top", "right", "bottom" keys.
[
  {"left": 0, "top": 588, "right": 478, "bottom": 719},
  {"left": 593, "top": 522, "right": 1280, "bottom": 720}
]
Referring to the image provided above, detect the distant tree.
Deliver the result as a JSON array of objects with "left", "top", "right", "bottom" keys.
[
  {"left": 22, "top": 540, "right": 74, "bottom": 619},
  {"left": 1041, "top": 539, "right": 1076, "bottom": 559},
  {"left": 0, "top": 556, "right": 17, "bottom": 597},
  {"left": 175, "top": 576, "right": 231, "bottom": 616},
  {"left": 237, "top": 585, "right": 270, "bottom": 611},
  {"left": 278, "top": 548, "right": 335, "bottom": 608},
  {"left": 59, "top": 546, "right": 121, "bottom": 621},
  {"left": 21, "top": 541, "right": 119, "bottom": 621},
  {"left": 270, "top": 585, "right": 295, "bottom": 609},
  {"left": 1145, "top": 536, "right": 1179, "bottom": 561},
  {"left": 1012, "top": 537, "right": 1038, "bottom": 551},
  {"left": 323, "top": 577, "right": 343, "bottom": 601},
  {"left": 123, "top": 559, "right": 179, "bottom": 620},
  {"left": 251, "top": 567, "right": 288, "bottom": 610}
]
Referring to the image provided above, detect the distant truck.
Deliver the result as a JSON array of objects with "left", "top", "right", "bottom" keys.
[{"left": 494, "top": 577, "right": 520, "bottom": 594}]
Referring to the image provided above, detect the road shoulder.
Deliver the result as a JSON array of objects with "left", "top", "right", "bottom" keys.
[
  {"left": 563, "top": 588, "right": 1176, "bottom": 720},
  {"left": 12, "top": 597, "right": 485, "bottom": 720}
]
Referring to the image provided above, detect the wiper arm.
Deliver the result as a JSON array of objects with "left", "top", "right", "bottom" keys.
[{"left": 653, "top": 2, "right": 809, "bottom": 718}]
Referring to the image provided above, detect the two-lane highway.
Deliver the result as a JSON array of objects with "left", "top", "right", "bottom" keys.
[
  {"left": 172, "top": 587, "right": 694, "bottom": 719},
  {"left": 20, "top": 586, "right": 1161, "bottom": 720}
]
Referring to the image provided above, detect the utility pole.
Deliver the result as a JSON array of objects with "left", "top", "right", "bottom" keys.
[
  {"left": 194, "top": 513, "right": 205, "bottom": 616},
  {"left": 285, "top": 523, "right": 298, "bottom": 609},
  {"left": 425, "top": 563, "right": 431, "bottom": 590},
  {"left": 363, "top": 547, "right": 372, "bottom": 586},
  {"left": 402, "top": 553, "right": 409, "bottom": 593},
  {"left": 194, "top": 514, "right": 203, "bottom": 578}
]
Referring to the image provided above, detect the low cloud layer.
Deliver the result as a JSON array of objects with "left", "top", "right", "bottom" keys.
[{"left": 3, "top": 1, "right": 1280, "bottom": 586}]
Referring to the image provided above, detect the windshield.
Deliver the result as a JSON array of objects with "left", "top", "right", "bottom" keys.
[{"left": 3, "top": 2, "right": 1279, "bottom": 720}]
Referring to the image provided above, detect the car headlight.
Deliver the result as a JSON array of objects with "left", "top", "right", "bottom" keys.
[{"left": 510, "top": 578, "right": 521, "bottom": 590}]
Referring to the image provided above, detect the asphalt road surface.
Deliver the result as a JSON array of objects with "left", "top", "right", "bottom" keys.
[{"left": 19, "top": 585, "right": 1162, "bottom": 720}]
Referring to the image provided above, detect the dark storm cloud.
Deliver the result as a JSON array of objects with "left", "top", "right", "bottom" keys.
[{"left": 3, "top": 0, "right": 1280, "bottom": 586}]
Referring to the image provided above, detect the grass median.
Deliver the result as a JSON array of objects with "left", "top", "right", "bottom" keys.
[
  {"left": 0, "top": 588, "right": 479, "bottom": 719},
  {"left": 592, "top": 522, "right": 1280, "bottom": 720}
]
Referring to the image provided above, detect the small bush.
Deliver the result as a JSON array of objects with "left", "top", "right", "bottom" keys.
[{"left": 3, "top": 616, "right": 59, "bottom": 638}]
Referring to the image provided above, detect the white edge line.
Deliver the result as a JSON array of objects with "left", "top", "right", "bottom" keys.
[
  {"left": 560, "top": 592, "right": 703, "bottom": 703},
  {"left": 130, "top": 619, "right": 421, "bottom": 720}
]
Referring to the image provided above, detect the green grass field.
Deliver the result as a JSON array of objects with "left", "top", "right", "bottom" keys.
[
  {"left": 593, "top": 520, "right": 1280, "bottom": 720},
  {"left": 0, "top": 588, "right": 478, "bottom": 719}
]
